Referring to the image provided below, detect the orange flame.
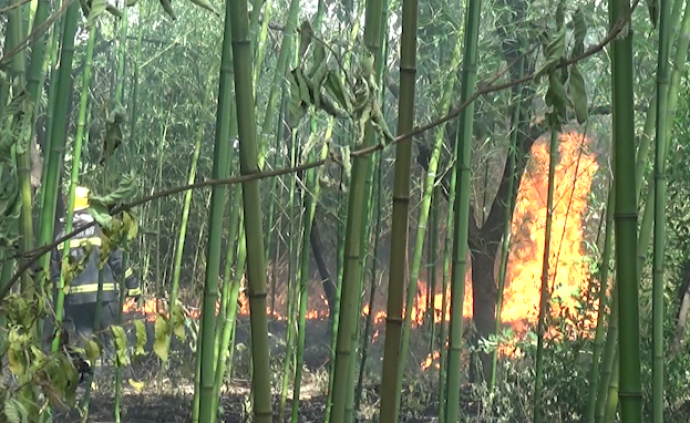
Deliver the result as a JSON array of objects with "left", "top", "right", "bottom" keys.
[{"left": 416, "top": 131, "right": 598, "bottom": 368}]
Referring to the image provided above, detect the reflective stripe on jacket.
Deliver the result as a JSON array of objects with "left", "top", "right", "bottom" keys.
[{"left": 51, "top": 210, "right": 141, "bottom": 305}]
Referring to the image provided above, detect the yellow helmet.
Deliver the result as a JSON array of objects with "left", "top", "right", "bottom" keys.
[{"left": 73, "top": 186, "right": 90, "bottom": 212}]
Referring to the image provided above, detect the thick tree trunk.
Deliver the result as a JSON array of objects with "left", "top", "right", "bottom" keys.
[
  {"left": 469, "top": 248, "right": 497, "bottom": 380},
  {"left": 310, "top": 218, "right": 337, "bottom": 318}
]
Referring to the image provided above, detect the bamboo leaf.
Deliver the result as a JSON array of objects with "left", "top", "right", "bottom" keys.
[
  {"left": 324, "top": 70, "right": 352, "bottom": 113},
  {"left": 86, "top": 0, "right": 107, "bottom": 26},
  {"left": 88, "top": 203, "right": 113, "bottom": 229},
  {"left": 568, "top": 65, "right": 588, "bottom": 124},
  {"left": 535, "top": 27, "right": 566, "bottom": 78},
  {"left": 122, "top": 211, "right": 139, "bottom": 241},
  {"left": 4, "top": 398, "right": 22, "bottom": 423},
  {"left": 157, "top": 0, "right": 176, "bottom": 19},
  {"left": 105, "top": 4, "right": 123, "bottom": 18},
  {"left": 133, "top": 319, "right": 147, "bottom": 356},
  {"left": 172, "top": 303, "right": 186, "bottom": 341},
  {"left": 298, "top": 19, "right": 313, "bottom": 59},
  {"left": 84, "top": 339, "right": 101, "bottom": 364},
  {"left": 647, "top": 0, "right": 658, "bottom": 28},
  {"left": 572, "top": 8, "right": 587, "bottom": 55},
  {"left": 153, "top": 314, "right": 170, "bottom": 361},
  {"left": 186, "top": 0, "right": 219, "bottom": 16},
  {"left": 111, "top": 325, "right": 129, "bottom": 366}
]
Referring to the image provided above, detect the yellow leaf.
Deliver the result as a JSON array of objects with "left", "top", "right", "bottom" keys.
[{"left": 128, "top": 378, "right": 145, "bottom": 392}]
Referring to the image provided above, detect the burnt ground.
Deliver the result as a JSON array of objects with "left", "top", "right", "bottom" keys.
[{"left": 49, "top": 313, "right": 459, "bottom": 423}]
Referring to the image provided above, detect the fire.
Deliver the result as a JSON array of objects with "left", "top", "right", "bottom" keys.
[
  {"left": 503, "top": 131, "right": 598, "bottom": 333},
  {"left": 421, "top": 350, "right": 441, "bottom": 370},
  {"left": 415, "top": 131, "right": 598, "bottom": 368}
]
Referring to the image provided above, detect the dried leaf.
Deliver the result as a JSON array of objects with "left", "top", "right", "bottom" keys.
[{"left": 568, "top": 65, "right": 588, "bottom": 124}]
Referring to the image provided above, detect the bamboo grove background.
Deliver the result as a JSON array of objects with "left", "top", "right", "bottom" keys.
[{"left": 2, "top": 0, "right": 690, "bottom": 420}]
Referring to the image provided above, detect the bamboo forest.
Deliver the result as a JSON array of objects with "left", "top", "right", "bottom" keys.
[{"left": 3, "top": 0, "right": 690, "bottom": 418}]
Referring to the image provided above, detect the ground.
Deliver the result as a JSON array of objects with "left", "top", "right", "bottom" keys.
[{"left": 49, "top": 313, "right": 452, "bottom": 423}]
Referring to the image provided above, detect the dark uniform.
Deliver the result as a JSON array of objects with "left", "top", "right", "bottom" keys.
[{"left": 50, "top": 209, "right": 142, "bottom": 359}]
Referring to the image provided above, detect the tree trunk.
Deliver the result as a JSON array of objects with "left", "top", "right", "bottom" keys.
[
  {"left": 469, "top": 247, "right": 496, "bottom": 381},
  {"left": 311, "top": 218, "right": 337, "bottom": 318}
]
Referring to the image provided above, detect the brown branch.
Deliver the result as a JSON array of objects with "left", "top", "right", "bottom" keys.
[
  {"left": 1, "top": 159, "right": 327, "bottom": 297},
  {"left": 352, "top": 0, "right": 640, "bottom": 158},
  {"left": 3, "top": 0, "right": 640, "bottom": 298}
]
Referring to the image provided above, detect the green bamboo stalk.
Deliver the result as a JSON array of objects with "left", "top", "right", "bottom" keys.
[
  {"left": 533, "top": 129, "right": 559, "bottom": 423},
  {"left": 256, "top": 0, "right": 300, "bottom": 169},
  {"left": 37, "top": 9, "right": 63, "bottom": 214},
  {"left": 595, "top": 281, "right": 618, "bottom": 423},
  {"left": 609, "top": 0, "right": 641, "bottom": 417},
  {"left": 603, "top": 349, "right": 620, "bottom": 423},
  {"left": 344, "top": 149, "right": 377, "bottom": 423},
  {"left": 267, "top": 93, "right": 287, "bottom": 314},
  {"left": 226, "top": 0, "right": 273, "bottom": 418},
  {"left": 196, "top": 0, "right": 236, "bottom": 417},
  {"left": 488, "top": 47, "right": 524, "bottom": 394},
  {"left": 392, "top": 27, "right": 462, "bottom": 415},
  {"left": 355, "top": 149, "right": 384, "bottom": 413},
  {"left": 278, "top": 93, "right": 300, "bottom": 418},
  {"left": 330, "top": 35, "right": 384, "bottom": 423},
  {"left": 128, "top": 2, "right": 148, "bottom": 153},
  {"left": 7, "top": 0, "right": 32, "bottom": 296},
  {"left": 427, "top": 190, "right": 439, "bottom": 351},
  {"left": 35, "top": 0, "right": 79, "bottom": 289},
  {"left": 377, "top": 0, "right": 419, "bottom": 416},
  {"left": 291, "top": 142, "right": 329, "bottom": 423},
  {"left": 325, "top": 5, "right": 363, "bottom": 421},
  {"left": 114, "top": 5, "right": 128, "bottom": 105},
  {"left": 585, "top": 185, "right": 615, "bottom": 423},
  {"left": 210, "top": 215, "right": 246, "bottom": 423},
  {"left": 652, "top": 0, "right": 671, "bottom": 418},
  {"left": 166, "top": 77, "right": 216, "bottom": 376},
  {"left": 80, "top": 270, "right": 106, "bottom": 423},
  {"left": 636, "top": 0, "right": 690, "bottom": 281},
  {"left": 438, "top": 165, "right": 456, "bottom": 423},
  {"left": 444, "top": 0, "right": 481, "bottom": 418},
  {"left": 114, "top": 249, "right": 128, "bottom": 423},
  {"left": 251, "top": 0, "right": 273, "bottom": 93}
]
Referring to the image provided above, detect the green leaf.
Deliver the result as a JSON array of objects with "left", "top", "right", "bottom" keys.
[
  {"left": 122, "top": 211, "right": 139, "bottom": 241},
  {"left": 105, "top": 4, "right": 123, "bottom": 18},
  {"left": 8, "top": 348, "right": 24, "bottom": 375},
  {"left": 134, "top": 319, "right": 147, "bottom": 356},
  {"left": 84, "top": 339, "right": 101, "bottom": 364},
  {"left": 568, "top": 65, "right": 588, "bottom": 124},
  {"left": 545, "top": 71, "right": 570, "bottom": 124},
  {"left": 111, "top": 325, "right": 129, "bottom": 366},
  {"left": 86, "top": 0, "right": 106, "bottom": 26},
  {"left": 535, "top": 27, "right": 566, "bottom": 78},
  {"left": 647, "top": 0, "right": 658, "bottom": 28},
  {"left": 153, "top": 313, "right": 170, "bottom": 362},
  {"left": 572, "top": 8, "right": 587, "bottom": 55},
  {"left": 172, "top": 304, "right": 186, "bottom": 341},
  {"left": 88, "top": 203, "right": 113, "bottom": 230},
  {"left": 324, "top": 71, "right": 352, "bottom": 113},
  {"left": 298, "top": 19, "right": 313, "bottom": 59},
  {"left": 92, "top": 171, "right": 137, "bottom": 207},
  {"left": 4, "top": 398, "right": 21, "bottom": 423},
  {"left": 186, "top": 0, "right": 219, "bottom": 16},
  {"left": 158, "top": 0, "right": 176, "bottom": 19}
]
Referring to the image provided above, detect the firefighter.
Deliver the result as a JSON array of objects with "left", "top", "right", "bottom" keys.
[{"left": 50, "top": 186, "right": 142, "bottom": 362}]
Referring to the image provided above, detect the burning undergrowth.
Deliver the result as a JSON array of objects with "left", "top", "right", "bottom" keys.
[{"left": 123, "top": 131, "right": 601, "bottom": 376}]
